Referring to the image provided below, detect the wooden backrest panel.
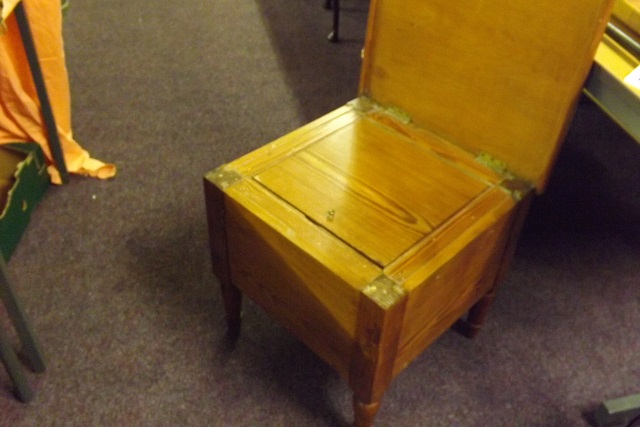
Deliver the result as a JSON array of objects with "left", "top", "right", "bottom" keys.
[{"left": 360, "top": 0, "right": 614, "bottom": 190}]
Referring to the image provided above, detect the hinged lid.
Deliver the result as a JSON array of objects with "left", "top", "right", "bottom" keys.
[
  {"left": 359, "top": 0, "right": 614, "bottom": 191},
  {"left": 251, "top": 107, "right": 509, "bottom": 268}
]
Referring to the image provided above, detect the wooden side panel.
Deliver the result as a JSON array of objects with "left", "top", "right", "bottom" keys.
[
  {"left": 224, "top": 179, "right": 381, "bottom": 377},
  {"left": 386, "top": 187, "right": 515, "bottom": 286},
  {"left": 391, "top": 195, "right": 517, "bottom": 374},
  {"left": 360, "top": 0, "right": 614, "bottom": 190}
]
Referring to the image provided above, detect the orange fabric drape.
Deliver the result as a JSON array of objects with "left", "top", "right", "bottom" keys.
[{"left": 0, "top": 0, "right": 115, "bottom": 184}]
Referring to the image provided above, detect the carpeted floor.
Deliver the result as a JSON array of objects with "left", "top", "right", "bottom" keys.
[{"left": 1, "top": 1, "right": 639, "bottom": 426}]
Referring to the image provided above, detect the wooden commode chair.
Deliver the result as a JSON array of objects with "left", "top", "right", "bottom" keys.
[{"left": 204, "top": 1, "right": 614, "bottom": 425}]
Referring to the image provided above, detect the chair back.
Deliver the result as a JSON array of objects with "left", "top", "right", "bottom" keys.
[{"left": 359, "top": 0, "right": 614, "bottom": 190}]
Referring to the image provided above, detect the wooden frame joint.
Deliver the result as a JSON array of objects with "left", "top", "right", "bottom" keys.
[
  {"left": 205, "top": 166, "right": 243, "bottom": 191},
  {"left": 349, "top": 275, "right": 407, "bottom": 403},
  {"left": 362, "top": 275, "right": 406, "bottom": 310}
]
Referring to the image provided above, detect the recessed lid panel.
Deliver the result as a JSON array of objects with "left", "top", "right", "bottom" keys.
[
  {"left": 360, "top": 0, "right": 613, "bottom": 190},
  {"left": 254, "top": 115, "right": 492, "bottom": 267}
]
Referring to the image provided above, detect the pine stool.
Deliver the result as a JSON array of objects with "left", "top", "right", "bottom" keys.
[{"left": 204, "top": 1, "right": 614, "bottom": 425}]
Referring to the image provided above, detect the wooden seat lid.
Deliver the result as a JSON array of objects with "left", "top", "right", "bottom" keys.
[
  {"left": 254, "top": 111, "right": 500, "bottom": 268},
  {"left": 359, "top": 0, "right": 614, "bottom": 191}
]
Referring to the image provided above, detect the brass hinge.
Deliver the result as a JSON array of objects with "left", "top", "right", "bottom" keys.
[
  {"left": 350, "top": 97, "right": 412, "bottom": 124},
  {"left": 475, "top": 152, "right": 508, "bottom": 175},
  {"left": 501, "top": 178, "right": 534, "bottom": 201},
  {"left": 385, "top": 106, "right": 412, "bottom": 124},
  {"left": 475, "top": 153, "right": 534, "bottom": 200}
]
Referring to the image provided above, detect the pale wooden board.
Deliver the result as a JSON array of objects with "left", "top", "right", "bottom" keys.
[{"left": 360, "top": 0, "right": 614, "bottom": 190}]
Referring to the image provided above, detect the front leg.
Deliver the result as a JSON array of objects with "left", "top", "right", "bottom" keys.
[
  {"left": 204, "top": 172, "right": 244, "bottom": 342},
  {"left": 353, "top": 398, "right": 381, "bottom": 427},
  {"left": 349, "top": 276, "right": 407, "bottom": 427}
]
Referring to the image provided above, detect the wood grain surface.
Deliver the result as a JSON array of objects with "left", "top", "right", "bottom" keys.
[{"left": 360, "top": 0, "right": 614, "bottom": 191}]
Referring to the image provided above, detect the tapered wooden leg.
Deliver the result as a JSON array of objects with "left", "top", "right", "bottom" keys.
[
  {"left": 349, "top": 276, "right": 407, "bottom": 427},
  {"left": 221, "top": 280, "right": 242, "bottom": 341},
  {"left": 461, "top": 288, "right": 497, "bottom": 338},
  {"left": 204, "top": 171, "right": 244, "bottom": 342},
  {"left": 456, "top": 190, "right": 534, "bottom": 339},
  {"left": 353, "top": 398, "right": 380, "bottom": 427}
]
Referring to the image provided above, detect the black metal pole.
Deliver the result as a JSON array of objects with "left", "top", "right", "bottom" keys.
[
  {"left": 13, "top": 2, "right": 69, "bottom": 183},
  {"left": 0, "top": 252, "right": 45, "bottom": 376},
  {"left": 328, "top": 0, "right": 340, "bottom": 42},
  {"left": 606, "top": 20, "right": 640, "bottom": 60}
]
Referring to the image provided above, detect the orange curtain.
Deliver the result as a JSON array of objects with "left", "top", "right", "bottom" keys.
[{"left": 0, "top": 0, "right": 115, "bottom": 184}]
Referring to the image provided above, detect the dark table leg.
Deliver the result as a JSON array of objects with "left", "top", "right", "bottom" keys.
[{"left": 328, "top": 0, "right": 340, "bottom": 42}]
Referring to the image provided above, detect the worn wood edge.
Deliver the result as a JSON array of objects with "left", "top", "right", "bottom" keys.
[
  {"left": 224, "top": 179, "right": 382, "bottom": 291},
  {"left": 361, "top": 275, "right": 407, "bottom": 310},
  {"left": 228, "top": 105, "right": 360, "bottom": 177},
  {"left": 349, "top": 274, "right": 408, "bottom": 404},
  {"left": 385, "top": 186, "right": 516, "bottom": 288},
  {"left": 358, "top": 0, "right": 382, "bottom": 96},
  {"left": 204, "top": 165, "right": 244, "bottom": 191},
  {"left": 401, "top": 195, "right": 515, "bottom": 290}
]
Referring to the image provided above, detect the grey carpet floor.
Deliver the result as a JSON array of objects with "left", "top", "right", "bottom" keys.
[{"left": 0, "top": 0, "right": 638, "bottom": 426}]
